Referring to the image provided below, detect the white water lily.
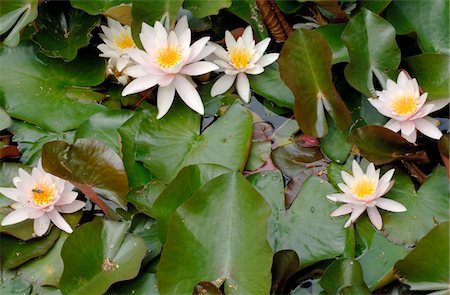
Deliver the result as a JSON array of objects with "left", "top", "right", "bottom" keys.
[
  {"left": 210, "top": 26, "right": 279, "bottom": 102},
  {"left": 97, "top": 17, "right": 136, "bottom": 73},
  {"left": 368, "top": 71, "right": 449, "bottom": 143},
  {"left": 105, "top": 56, "right": 132, "bottom": 85},
  {"left": 0, "top": 160, "right": 85, "bottom": 237},
  {"left": 121, "top": 16, "right": 218, "bottom": 119},
  {"left": 327, "top": 160, "right": 406, "bottom": 230}
]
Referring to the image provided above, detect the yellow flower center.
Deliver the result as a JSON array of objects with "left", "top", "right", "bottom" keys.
[
  {"left": 31, "top": 182, "right": 56, "bottom": 206},
  {"left": 155, "top": 45, "right": 183, "bottom": 68},
  {"left": 114, "top": 33, "right": 135, "bottom": 50},
  {"left": 229, "top": 47, "right": 252, "bottom": 70},
  {"left": 351, "top": 176, "right": 376, "bottom": 199},
  {"left": 389, "top": 93, "right": 418, "bottom": 116}
]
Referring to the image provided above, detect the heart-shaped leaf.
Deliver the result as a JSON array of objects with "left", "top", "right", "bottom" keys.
[
  {"left": 136, "top": 101, "right": 252, "bottom": 182},
  {"left": 320, "top": 258, "right": 371, "bottom": 294},
  {"left": 341, "top": 8, "right": 400, "bottom": 97},
  {"left": 60, "top": 219, "right": 146, "bottom": 295},
  {"left": 183, "top": 0, "right": 232, "bottom": 18},
  {"left": 158, "top": 172, "right": 272, "bottom": 295},
  {"left": 0, "top": 0, "right": 38, "bottom": 47},
  {"left": 279, "top": 29, "right": 351, "bottom": 137},
  {"left": 42, "top": 138, "right": 129, "bottom": 209},
  {"left": 32, "top": 4, "right": 100, "bottom": 61},
  {"left": 0, "top": 44, "right": 106, "bottom": 132}
]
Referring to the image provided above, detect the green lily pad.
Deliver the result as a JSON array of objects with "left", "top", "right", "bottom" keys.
[
  {"left": 348, "top": 125, "right": 428, "bottom": 165},
  {"left": 158, "top": 172, "right": 272, "bottom": 295},
  {"left": 341, "top": 8, "right": 400, "bottom": 97},
  {"left": 0, "top": 0, "right": 38, "bottom": 47},
  {"left": 112, "top": 272, "right": 159, "bottom": 295},
  {"left": 405, "top": 54, "right": 450, "bottom": 100},
  {"left": 0, "top": 44, "right": 106, "bottom": 133},
  {"left": 279, "top": 29, "right": 351, "bottom": 137},
  {"left": 75, "top": 109, "right": 134, "bottom": 155},
  {"left": 395, "top": 222, "right": 449, "bottom": 293},
  {"left": 9, "top": 121, "right": 75, "bottom": 165},
  {"left": 0, "top": 107, "right": 11, "bottom": 131},
  {"left": 315, "top": 24, "right": 349, "bottom": 64},
  {"left": 271, "top": 250, "right": 300, "bottom": 295},
  {"left": 319, "top": 118, "right": 351, "bottom": 164},
  {"left": 245, "top": 141, "right": 272, "bottom": 171},
  {"left": 226, "top": 0, "right": 268, "bottom": 40},
  {"left": 0, "top": 207, "right": 35, "bottom": 241},
  {"left": 130, "top": 214, "right": 162, "bottom": 265},
  {"left": 386, "top": 0, "right": 449, "bottom": 54},
  {"left": 60, "top": 219, "right": 146, "bottom": 294},
  {"left": 136, "top": 101, "right": 252, "bottom": 182},
  {"left": 382, "top": 166, "right": 449, "bottom": 246},
  {"left": 32, "top": 4, "right": 100, "bottom": 61},
  {"left": 320, "top": 258, "right": 371, "bottom": 295},
  {"left": 183, "top": 0, "right": 231, "bottom": 18},
  {"left": 0, "top": 269, "right": 32, "bottom": 295},
  {"left": 0, "top": 162, "right": 30, "bottom": 207},
  {"left": 42, "top": 138, "right": 129, "bottom": 209},
  {"left": 248, "top": 63, "right": 295, "bottom": 109},
  {"left": 70, "top": 0, "right": 132, "bottom": 15},
  {"left": 360, "top": 0, "right": 391, "bottom": 14},
  {"left": 152, "top": 164, "right": 231, "bottom": 242},
  {"left": 126, "top": 179, "right": 167, "bottom": 218}
]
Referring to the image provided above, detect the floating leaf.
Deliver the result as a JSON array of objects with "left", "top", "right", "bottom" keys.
[
  {"left": 319, "top": 118, "right": 351, "bottom": 164},
  {"left": 183, "top": 0, "right": 231, "bottom": 18},
  {"left": 193, "top": 282, "right": 222, "bottom": 295},
  {"left": 0, "top": 0, "right": 38, "bottom": 47},
  {"left": 130, "top": 214, "right": 162, "bottom": 264},
  {"left": 226, "top": 0, "right": 268, "bottom": 40},
  {"left": 315, "top": 24, "right": 349, "bottom": 64},
  {"left": 158, "top": 172, "right": 272, "bottom": 295},
  {"left": 386, "top": 0, "right": 449, "bottom": 54},
  {"left": 279, "top": 29, "right": 351, "bottom": 137},
  {"left": 42, "top": 138, "right": 129, "bottom": 209},
  {"left": 60, "top": 220, "right": 146, "bottom": 295},
  {"left": 127, "top": 179, "right": 167, "bottom": 218},
  {"left": 405, "top": 54, "right": 450, "bottom": 100},
  {"left": 32, "top": 4, "right": 100, "bottom": 61},
  {"left": 245, "top": 141, "right": 271, "bottom": 171},
  {"left": 0, "top": 207, "right": 34, "bottom": 241},
  {"left": 271, "top": 250, "right": 300, "bottom": 295},
  {"left": 0, "top": 44, "right": 105, "bottom": 132},
  {"left": 395, "top": 222, "right": 449, "bottom": 293},
  {"left": 360, "top": 0, "right": 391, "bottom": 14},
  {"left": 248, "top": 63, "right": 295, "bottom": 109},
  {"left": 341, "top": 8, "right": 400, "bottom": 97},
  {"left": 112, "top": 272, "right": 159, "bottom": 295},
  {"left": 70, "top": 0, "right": 132, "bottom": 15},
  {"left": 0, "top": 107, "right": 11, "bottom": 131},
  {"left": 382, "top": 167, "right": 449, "bottom": 246},
  {"left": 136, "top": 102, "right": 252, "bottom": 182}
]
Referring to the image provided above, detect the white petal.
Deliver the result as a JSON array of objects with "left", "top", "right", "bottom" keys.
[
  {"left": 376, "top": 169, "right": 395, "bottom": 197},
  {"left": 337, "top": 183, "right": 352, "bottom": 195},
  {"left": 245, "top": 65, "right": 264, "bottom": 75},
  {"left": 57, "top": 200, "right": 86, "bottom": 213},
  {"left": 156, "top": 84, "right": 176, "bottom": 119},
  {"left": 33, "top": 214, "right": 50, "bottom": 236},
  {"left": 341, "top": 171, "right": 355, "bottom": 187},
  {"left": 384, "top": 119, "right": 401, "bottom": 132},
  {"left": 214, "top": 59, "right": 234, "bottom": 70},
  {"left": 122, "top": 75, "right": 158, "bottom": 96},
  {"left": 330, "top": 204, "right": 353, "bottom": 217},
  {"left": 210, "top": 43, "right": 229, "bottom": 61},
  {"left": 327, "top": 193, "right": 364, "bottom": 205},
  {"left": 415, "top": 117, "right": 443, "bottom": 139},
  {"left": 116, "top": 56, "right": 130, "bottom": 72},
  {"left": 0, "top": 188, "right": 20, "bottom": 202},
  {"left": 411, "top": 103, "right": 434, "bottom": 119},
  {"left": 126, "top": 48, "right": 152, "bottom": 67},
  {"left": 428, "top": 98, "right": 450, "bottom": 113},
  {"left": 236, "top": 72, "right": 251, "bottom": 102},
  {"left": 352, "top": 160, "right": 364, "bottom": 179},
  {"left": 178, "top": 29, "right": 191, "bottom": 51},
  {"left": 187, "top": 37, "right": 210, "bottom": 63},
  {"left": 211, "top": 74, "right": 236, "bottom": 96},
  {"left": 225, "top": 69, "right": 239, "bottom": 75},
  {"left": 180, "top": 61, "right": 218, "bottom": 76},
  {"left": 1, "top": 209, "right": 30, "bottom": 226},
  {"left": 48, "top": 210, "right": 73, "bottom": 234},
  {"left": 124, "top": 65, "right": 149, "bottom": 78},
  {"left": 174, "top": 15, "right": 189, "bottom": 36},
  {"left": 400, "top": 120, "right": 416, "bottom": 136},
  {"left": 344, "top": 205, "right": 366, "bottom": 228},
  {"left": 250, "top": 38, "right": 271, "bottom": 63},
  {"left": 242, "top": 26, "right": 253, "bottom": 45},
  {"left": 191, "top": 44, "right": 216, "bottom": 63},
  {"left": 397, "top": 71, "right": 409, "bottom": 89},
  {"left": 174, "top": 75, "right": 204, "bottom": 115},
  {"left": 367, "top": 207, "right": 383, "bottom": 230},
  {"left": 154, "top": 21, "right": 168, "bottom": 43},
  {"left": 157, "top": 74, "right": 175, "bottom": 87},
  {"left": 366, "top": 163, "right": 376, "bottom": 180},
  {"left": 376, "top": 198, "right": 407, "bottom": 212},
  {"left": 401, "top": 128, "right": 417, "bottom": 143},
  {"left": 256, "top": 53, "right": 279, "bottom": 67},
  {"left": 225, "top": 30, "right": 236, "bottom": 49}
]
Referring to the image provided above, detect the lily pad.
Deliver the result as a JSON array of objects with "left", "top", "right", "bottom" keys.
[
  {"left": 158, "top": 172, "right": 272, "bottom": 295},
  {"left": 320, "top": 258, "right": 371, "bottom": 294},
  {"left": 130, "top": 214, "right": 162, "bottom": 265},
  {"left": 279, "top": 29, "right": 351, "bottom": 137},
  {"left": 0, "top": 44, "right": 106, "bottom": 133},
  {"left": 319, "top": 118, "right": 351, "bottom": 164},
  {"left": 0, "top": 0, "right": 38, "bottom": 47},
  {"left": 315, "top": 24, "right": 349, "bottom": 64},
  {"left": 0, "top": 207, "right": 35, "bottom": 241},
  {"left": 341, "top": 8, "right": 400, "bottom": 97},
  {"left": 70, "top": 0, "right": 132, "bottom": 15},
  {"left": 0, "top": 107, "right": 11, "bottom": 131},
  {"left": 271, "top": 250, "right": 301, "bottom": 295},
  {"left": 183, "top": 0, "right": 232, "bottom": 18},
  {"left": 226, "top": 0, "right": 268, "bottom": 40},
  {"left": 42, "top": 138, "right": 129, "bottom": 209},
  {"left": 112, "top": 272, "right": 159, "bottom": 295},
  {"left": 135, "top": 101, "right": 252, "bottom": 182},
  {"left": 245, "top": 141, "right": 272, "bottom": 171},
  {"left": 32, "top": 4, "right": 100, "bottom": 61},
  {"left": 60, "top": 219, "right": 146, "bottom": 295}
]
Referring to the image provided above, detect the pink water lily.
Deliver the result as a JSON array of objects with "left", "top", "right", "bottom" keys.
[
  {"left": 368, "top": 71, "right": 449, "bottom": 143},
  {"left": 327, "top": 160, "right": 406, "bottom": 230},
  {"left": 0, "top": 160, "right": 85, "bottom": 236}
]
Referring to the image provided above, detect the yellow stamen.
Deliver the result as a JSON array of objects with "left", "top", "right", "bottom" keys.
[
  {"left": 114, "top": 33, "right": 135, "bottom": 50},
  {"left": 389, "top": 94, "right": 418, "bottom": 116},
  {"left": 229, "top": 47, "right": 252, "bottom": 70},
  {"left": 155, "top": 45, "right": 182, "bottom": 68},
  {"left": 31, "top": 182, "right": 56, "bottom": 206},
  {"left": 351, "top": 176, "right": 376, "bottom": 199}
]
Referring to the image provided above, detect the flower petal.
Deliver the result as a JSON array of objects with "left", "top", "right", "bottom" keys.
[
  {"left": 384, "top": 118, "right": 401, "bottom": 132},
  {"left": 180, "top": 61, "right": 218, "bottom": 76},
  {"left": 242, "top": 26, "right": 253, "bottom": 45},
  {"left": 174, "top": 75, "right": 204, "bottom": 115},
  {"left": 236, "top": 72, "right": 251, "bottom": 103},
  {"left": 376, "top": 197, "right": 407, "bottom": 212},
  {"left": 1, "top": 209, "right": 30, "bottom": 226},
  {"left": 341, "top": 171, "right": 355, "bottom": 187},
  {"left": 187, "top": 37, "right": 210, "bottom": 63},
  {"left": 400, "top": 120, "right": 416, "bottom": 136},
  {"left": 330, "top": 204, "right": 353, "bottom": 217},
  {"left": 174, "top": 15, "right": 189, "bottom": 36},
  {"left": 57, "top": 200, "right": 86, "bottom": 214},
  {"left": 250, "top": 38, "right": 271, "bottom": 63},
  {"left": 245, "top": 65, "right": 264, "bottom": 75},
  {"left": 124, "top": 65, "right": 149, "bottom": 78},
  {"left": 344, "top": 205, "right": 366, "bottom": 228},
  {"left": 225, "top": 30, "right": 236, "bottom": 49},
  {"left": 256, "top": 53, "right": 279, "bottom": 67},
  {"left": 414, "top": 117, "right": 443, "bottom": 140},
  {"left": 327, "top": 193, "right": 364, "bottom": 205},
  {"left": 214, "top": 59, "right": 234, "bottom": 70},
  {"left": 401, "top": 128, "right": 417, "bottom": 143},
  {"left": 427, "top": 98, "right": 449, "bottom": 113},
  {"left": 191, "top": 44, "right": 216, "bottom": 63},
  {"left": 337, "top": 183, "right": 352, "bottom": 195},
  {"left": 352, "top": 160, "right": 364, "bottom": 179},
  {"left": 209, "top": 43, "right": 229, "bottom": 61},
  {"left": 211, "top": 74, "right": 236, "bottom": 96},
  {"left": 48, "top": 210, "right": 73, "bottom": 234},
  {"left": 0, "top": 188, "right": 21, "bottom": 202},
  {"left": 367, "top": 207, "right": 383, "bottom": 230},
  {"left": 156, "top": 84, "right": 176, "bottom": 119},
  {"left": 33, "top": 214, "right": 50, "bottom": 236},
  {"left": 122, "top": 75, "right": 159, "bottom": 96}
]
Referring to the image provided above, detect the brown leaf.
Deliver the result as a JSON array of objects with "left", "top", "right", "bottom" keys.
[{"left": 256, "top": 0, "right": 293, "bottom": 42}]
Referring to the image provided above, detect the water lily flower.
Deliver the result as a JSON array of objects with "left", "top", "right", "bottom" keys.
[
  {"left": 97, "top": 17, "right": 136, "bottom": 73},
  {"left": 121, "top": 16, "right": 218, "bottom": 119},
  {"left": 105, "top": 56, "right": 132, "bottom": 85},
  {"left": 210, "top": 26, "right": 279, "bottom": 102},
  {"left": 0, "top": 160, "right": 85, "bottom": 237},
  {"left": 327, "top": 160, "right": 406, "bottom": 230},
  {"left": 368, "top": 71, "right": 449, "bottom": 143}
]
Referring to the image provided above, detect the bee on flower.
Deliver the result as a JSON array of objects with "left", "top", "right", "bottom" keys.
[
  {"left": 210, "top": 26, "right": 279, "bottom": 102},
  {"left": 368, "top": 71, "right": 449, "bottom": 143},
  {"left": 0, "top": 160, "right": 85, "bottom": 237},
  {"left": 327, "top": 160, "right": 406, "bottom": 230}
]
